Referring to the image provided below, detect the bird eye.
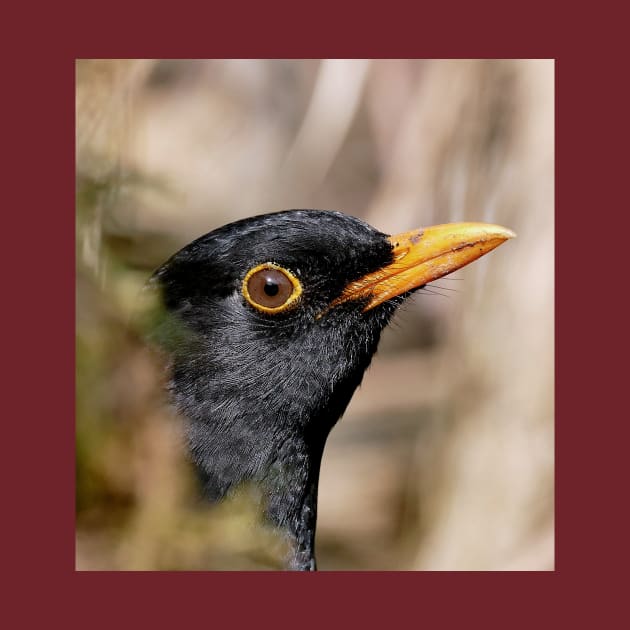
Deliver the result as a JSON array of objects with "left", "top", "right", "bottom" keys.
[{"left": 242, "top": 263, "right": 302, "bottom": 313}]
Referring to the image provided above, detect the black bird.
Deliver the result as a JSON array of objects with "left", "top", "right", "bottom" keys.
[{"left": 150, "top": 209, "right": 514, "bottom": 570}]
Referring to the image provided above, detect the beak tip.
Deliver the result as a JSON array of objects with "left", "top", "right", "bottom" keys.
[{"left": 485, "top": 224, "right": 516, "bottom": 241}]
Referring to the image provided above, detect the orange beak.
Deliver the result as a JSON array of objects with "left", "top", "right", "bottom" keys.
[{"left": 331, "top": 222, "right": 516, "bottom": 311}]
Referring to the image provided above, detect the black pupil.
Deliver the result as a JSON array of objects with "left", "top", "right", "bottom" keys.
[{"left": 264, "top": 278, "right": 279, "bottom": 296}]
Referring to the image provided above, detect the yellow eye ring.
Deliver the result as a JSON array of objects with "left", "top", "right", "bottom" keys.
[{"left": 242, "top": 263, "right": 303, "bottom": 314}]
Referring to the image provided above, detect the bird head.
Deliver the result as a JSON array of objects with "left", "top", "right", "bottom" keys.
[{"left": 148, "top": 209, "right": 514, "bottom": 569}]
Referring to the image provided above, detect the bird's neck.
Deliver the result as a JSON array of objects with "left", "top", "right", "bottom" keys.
[
  {"left": 290, "top": 488, "right": 319, "bottom": 571},
  {"left": 282, "top": 467, "right": 320, "bottom": 571},
  {"left": 186, "top": 409, "right": 329, "bottom": 570},
  {"left": 170, "top": 315, "right": 388, "bottom": 569},
  {"left": 266, "top": 432, "right": 326, "bottom": 571}
]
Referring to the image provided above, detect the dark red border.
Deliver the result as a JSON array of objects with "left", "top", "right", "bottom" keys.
[{"left": 6, "top": 2, "right": 625, "bottom": 626}]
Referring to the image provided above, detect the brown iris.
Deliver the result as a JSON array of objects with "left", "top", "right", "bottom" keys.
[{"left": 242, "top": 263, "right": 302, "bottom": 313}]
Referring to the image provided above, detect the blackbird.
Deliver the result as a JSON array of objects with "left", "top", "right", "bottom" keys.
[{"left": 150, "top": 209, "right": 514, "bottom": 570}]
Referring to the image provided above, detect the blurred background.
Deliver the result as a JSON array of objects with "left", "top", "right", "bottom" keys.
[{"left": 76, "top": 59, "right": 554, "bottom": 570}]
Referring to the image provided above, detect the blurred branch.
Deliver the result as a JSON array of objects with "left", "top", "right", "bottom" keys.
[{"left": 279, "top": 59, "right": 370, "bottom": 200}]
